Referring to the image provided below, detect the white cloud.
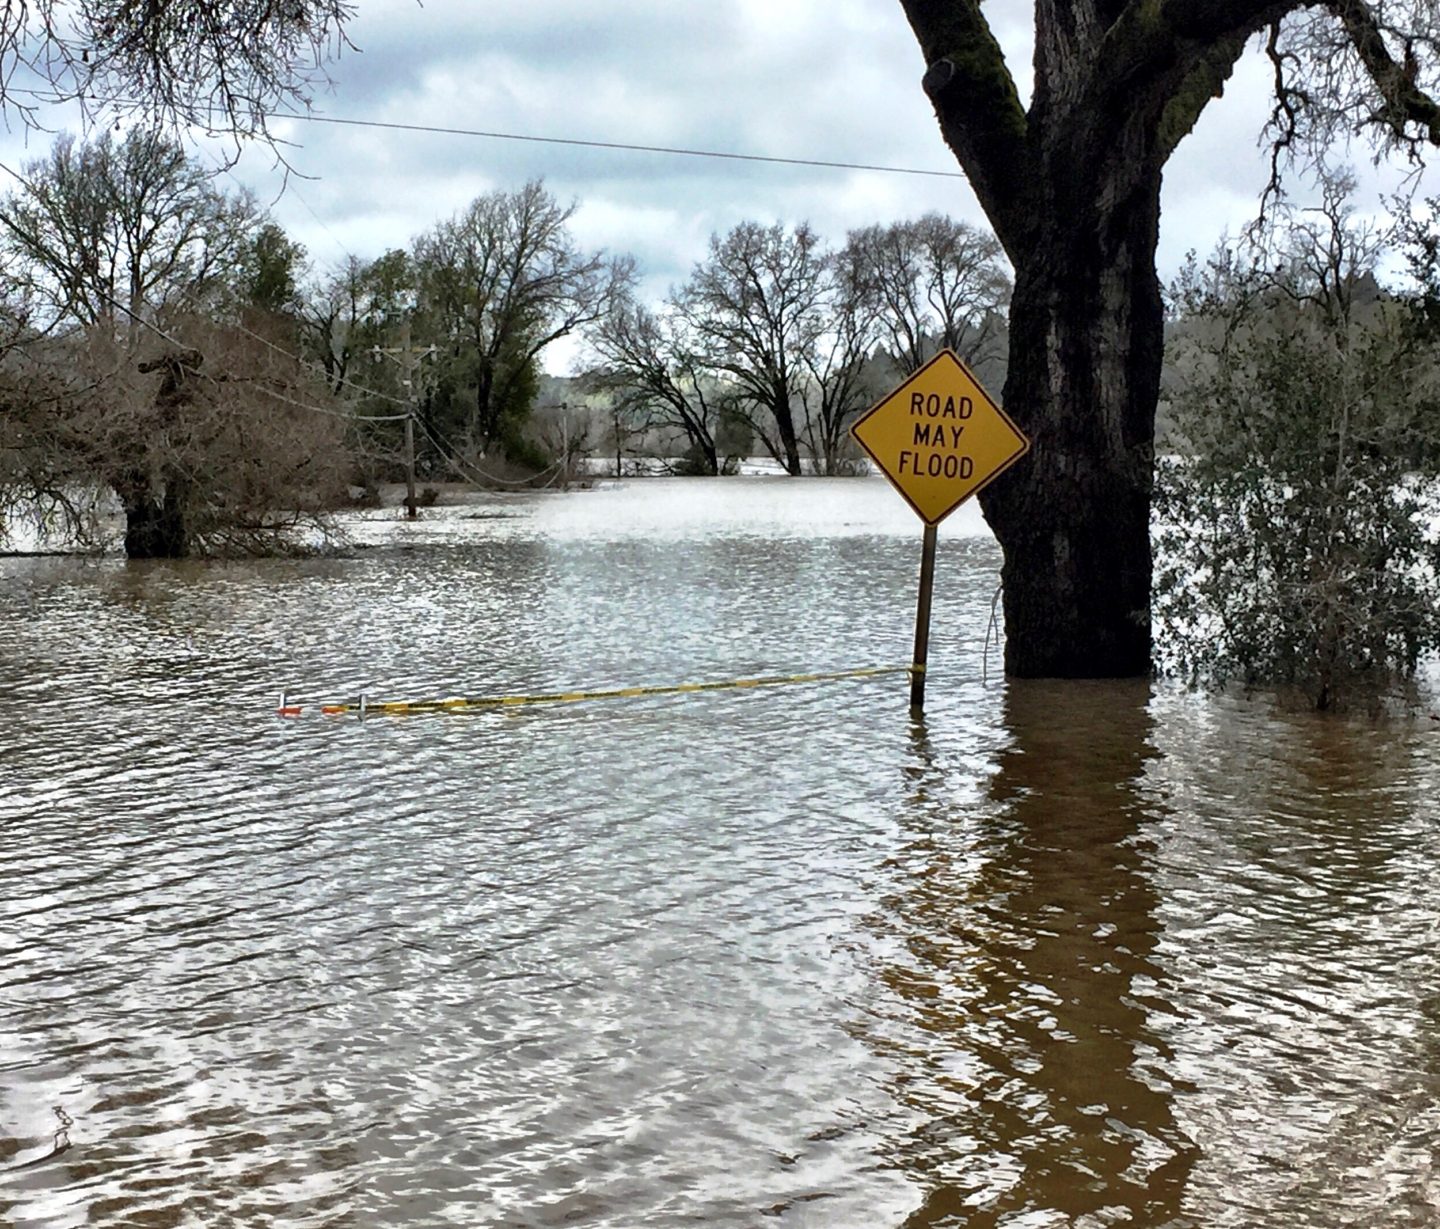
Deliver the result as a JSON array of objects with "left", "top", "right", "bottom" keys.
[{"left": 0, "top": 0, "right": 1429, "bottom": 362}]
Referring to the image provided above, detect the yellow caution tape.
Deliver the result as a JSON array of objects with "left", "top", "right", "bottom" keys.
[{"left": 307, "top": 664, "right": 922, "bottom": 717}]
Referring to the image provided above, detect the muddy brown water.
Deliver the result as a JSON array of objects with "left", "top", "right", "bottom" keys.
[{"left": 2, "top": 477, "right": 1437, "bottom": 1227}]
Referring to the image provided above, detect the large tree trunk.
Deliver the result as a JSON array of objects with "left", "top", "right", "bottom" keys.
[
  {"left": 981, "top": 171, "right": 1161, "bottom": 677},
  {"left": 899, "top": 0, "right": 1254, "bottom": 678},
  {"left": 773, "top": 390, "right": 802, "bottom": 476},
  {"left": 118, "top": 472, "right": 189, "bottom": 558},
  {"left": 123, "top": 348, "right": 202, "bottom": 559}
]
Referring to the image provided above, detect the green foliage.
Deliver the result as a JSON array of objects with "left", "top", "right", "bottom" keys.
[
  {"left": 1155, "top": 190, "right": 1440, "bottom": 709},
  {"left": 497, "top": 427, "right": 551, "bottom": 473},
  {"left": 241, "top": 223, "right": 305, "bottom": 317}
]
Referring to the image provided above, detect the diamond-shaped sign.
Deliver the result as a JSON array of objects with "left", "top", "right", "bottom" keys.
[{"left": 851, "top": 349, "right": 1029, "bottom": 525}]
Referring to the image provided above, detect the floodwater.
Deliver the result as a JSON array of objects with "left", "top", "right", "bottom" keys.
[{"left": 1, "top": 476, "right": 1437, "bottom": 1228}]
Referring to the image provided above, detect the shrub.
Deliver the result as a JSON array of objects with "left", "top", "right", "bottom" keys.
[{"left": 1154, "top": 185, "right": 1440, "bottom": 709}]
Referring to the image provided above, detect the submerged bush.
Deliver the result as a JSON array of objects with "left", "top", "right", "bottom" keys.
[{"left": 1155, "top": 184, "right": 1440, "bottom": 709}]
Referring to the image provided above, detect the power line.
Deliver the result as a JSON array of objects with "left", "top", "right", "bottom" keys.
[
  {"left": 249, "top": 381, "right": 410, "bottom": 421},
  {"left": 4, "top": 87, "right": 966, "bottom": 181},
  {"left": 413, "top": 413, "right": 565, "bottom": 489},
  {"left": 224, "top": 313, "right": 414, "bottom": 410},
  {"left": 276, "top": 113, "right": 968, "bottom": 181}
]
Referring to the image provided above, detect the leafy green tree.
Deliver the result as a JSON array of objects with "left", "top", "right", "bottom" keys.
[
  {"left": 240, "top": 223, "right": 307, "bottom": 319},
  {"left": 1155, "top": 182, "right": 1440, "bottom": 708}
]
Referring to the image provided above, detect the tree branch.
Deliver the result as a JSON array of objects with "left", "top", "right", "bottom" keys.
[
  {"left": 1330, "top": 0, "right": 1440, "bottom": 142},
  {"left": 1155, "top": 29, "right": 1256, "bottom": 163},
  {"left": 897, "top": 0, "right": 1034, "bottom": 256},
  {"left": 1160, "top": 0, "right": 1296, "bottom": 43}
]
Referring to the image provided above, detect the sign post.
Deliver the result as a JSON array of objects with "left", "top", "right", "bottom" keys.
[{"left": 850, "top": 349, "right": 1029, "bottom": 714}]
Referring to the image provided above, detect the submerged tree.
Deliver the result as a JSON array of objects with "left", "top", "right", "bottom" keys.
[
  {"left": 0, "top": 280, "right": 91, "bottom": 545},
  {"left": 586, "top": 297, "right": 730, "bottom": 475},
  {"left": 675, "top": 221, "right": 829, "bottom": 476},
  {"left": 900, "top": 1, "right": 1440, "bottom": 676},
  {"left": 0, "top": 130, "right": 349, "bottom": 557},
  {"left": 88, "top": 320, "right": 351, "bottom": 557}
]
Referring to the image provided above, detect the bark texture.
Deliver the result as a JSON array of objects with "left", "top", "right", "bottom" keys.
[
  {"left": 117, "top": 348, "right": 205, "bottom": 559},
  {"left": 119, "top": 475, "right": 190, "bottom": 559},
  {"left": 900, "top": 0, "right": 1269, "bottom": 676}
]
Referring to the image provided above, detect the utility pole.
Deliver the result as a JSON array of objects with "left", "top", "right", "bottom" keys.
[
  {"left": 560, "top": 403, "right": 570, "bottom": 491},
  {"left": 404, "top": 412, "right": 417, "bottom": 517},
  {"left": 372, "top": 324, "right": 437, "bottom": 519}
]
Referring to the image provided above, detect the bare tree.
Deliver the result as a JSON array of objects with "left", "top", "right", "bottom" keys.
[
  {"left": 0, "top": 286, "right": 98, "bottom": 547},
  {"left": 76, "top": 316, "right": 350, "bottom": 557},
  {"left": 675, "top": 221, "right": 828, "bottom": 476},
  {"left": 586, "top": 297, "right": 728, "bottom": 475},
  {"left": 0, "top": 129, "right": 261, "bottom": 334},
  {"left": 845, "top": 213, "right": 1009, "bottom": 378},
  {"left": 298, "top": 249, "right": 413, "bottom": 398},
  {"left": 798, "top": 246, "right": 882, "bottom": 475},
  {"left": 413, "top": 180, "right": 633, "bottom": 455}
]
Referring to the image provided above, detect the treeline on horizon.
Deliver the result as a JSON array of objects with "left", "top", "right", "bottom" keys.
[
  {"left": 0, "top": 128, "right": 1016, "bottom": 557},
  {"left": 4, "top": 129, "right": 1440, "bottom": 567}
]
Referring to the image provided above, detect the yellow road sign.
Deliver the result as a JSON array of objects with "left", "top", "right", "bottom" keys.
[{"left": 851, "top": 349, "right": 1029, "bottom": 525}]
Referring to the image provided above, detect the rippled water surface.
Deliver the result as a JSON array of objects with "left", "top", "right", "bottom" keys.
[{"left": 2, "top": 476, "right": 1438, "bottom": 1228}]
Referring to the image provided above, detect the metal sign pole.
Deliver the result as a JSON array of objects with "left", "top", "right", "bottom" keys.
[{"left": 910, "top": 523, "right": 938, "bottom": 713}]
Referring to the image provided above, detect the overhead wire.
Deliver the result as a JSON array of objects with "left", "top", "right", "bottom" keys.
[
  {"left": 413, "top": 412, "right": 566, "bottom": 489},
  {"left": 4, "top": 86, "right": 967, "bottom": 181},
  {"left": 223, "top": 312, "right": 414, "bottom": 411},
  {"left": 270, "top": 112, "right": 969, "bottom": 181},
  {"left": 183, "top": 142, "right": 425, "bottom": 413},
  {"left": 247, "top": 380, "right": 409, "bottom": 421}
]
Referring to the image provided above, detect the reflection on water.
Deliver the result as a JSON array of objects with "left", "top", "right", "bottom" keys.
[
  {"left": 868, "top": 683, "right": 1195, "bottom": 1227},
  {"left": 1, "top": 478, "right": 1438, "bottom": 1227}
]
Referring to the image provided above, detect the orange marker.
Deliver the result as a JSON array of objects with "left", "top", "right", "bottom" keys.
[{"left": 276, "top": 691, "right": 303, "bottom": 718}]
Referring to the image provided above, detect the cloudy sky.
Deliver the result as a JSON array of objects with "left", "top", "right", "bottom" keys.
[{"left": 1, "top": 0, "right": 1427, "bottom": 369}]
